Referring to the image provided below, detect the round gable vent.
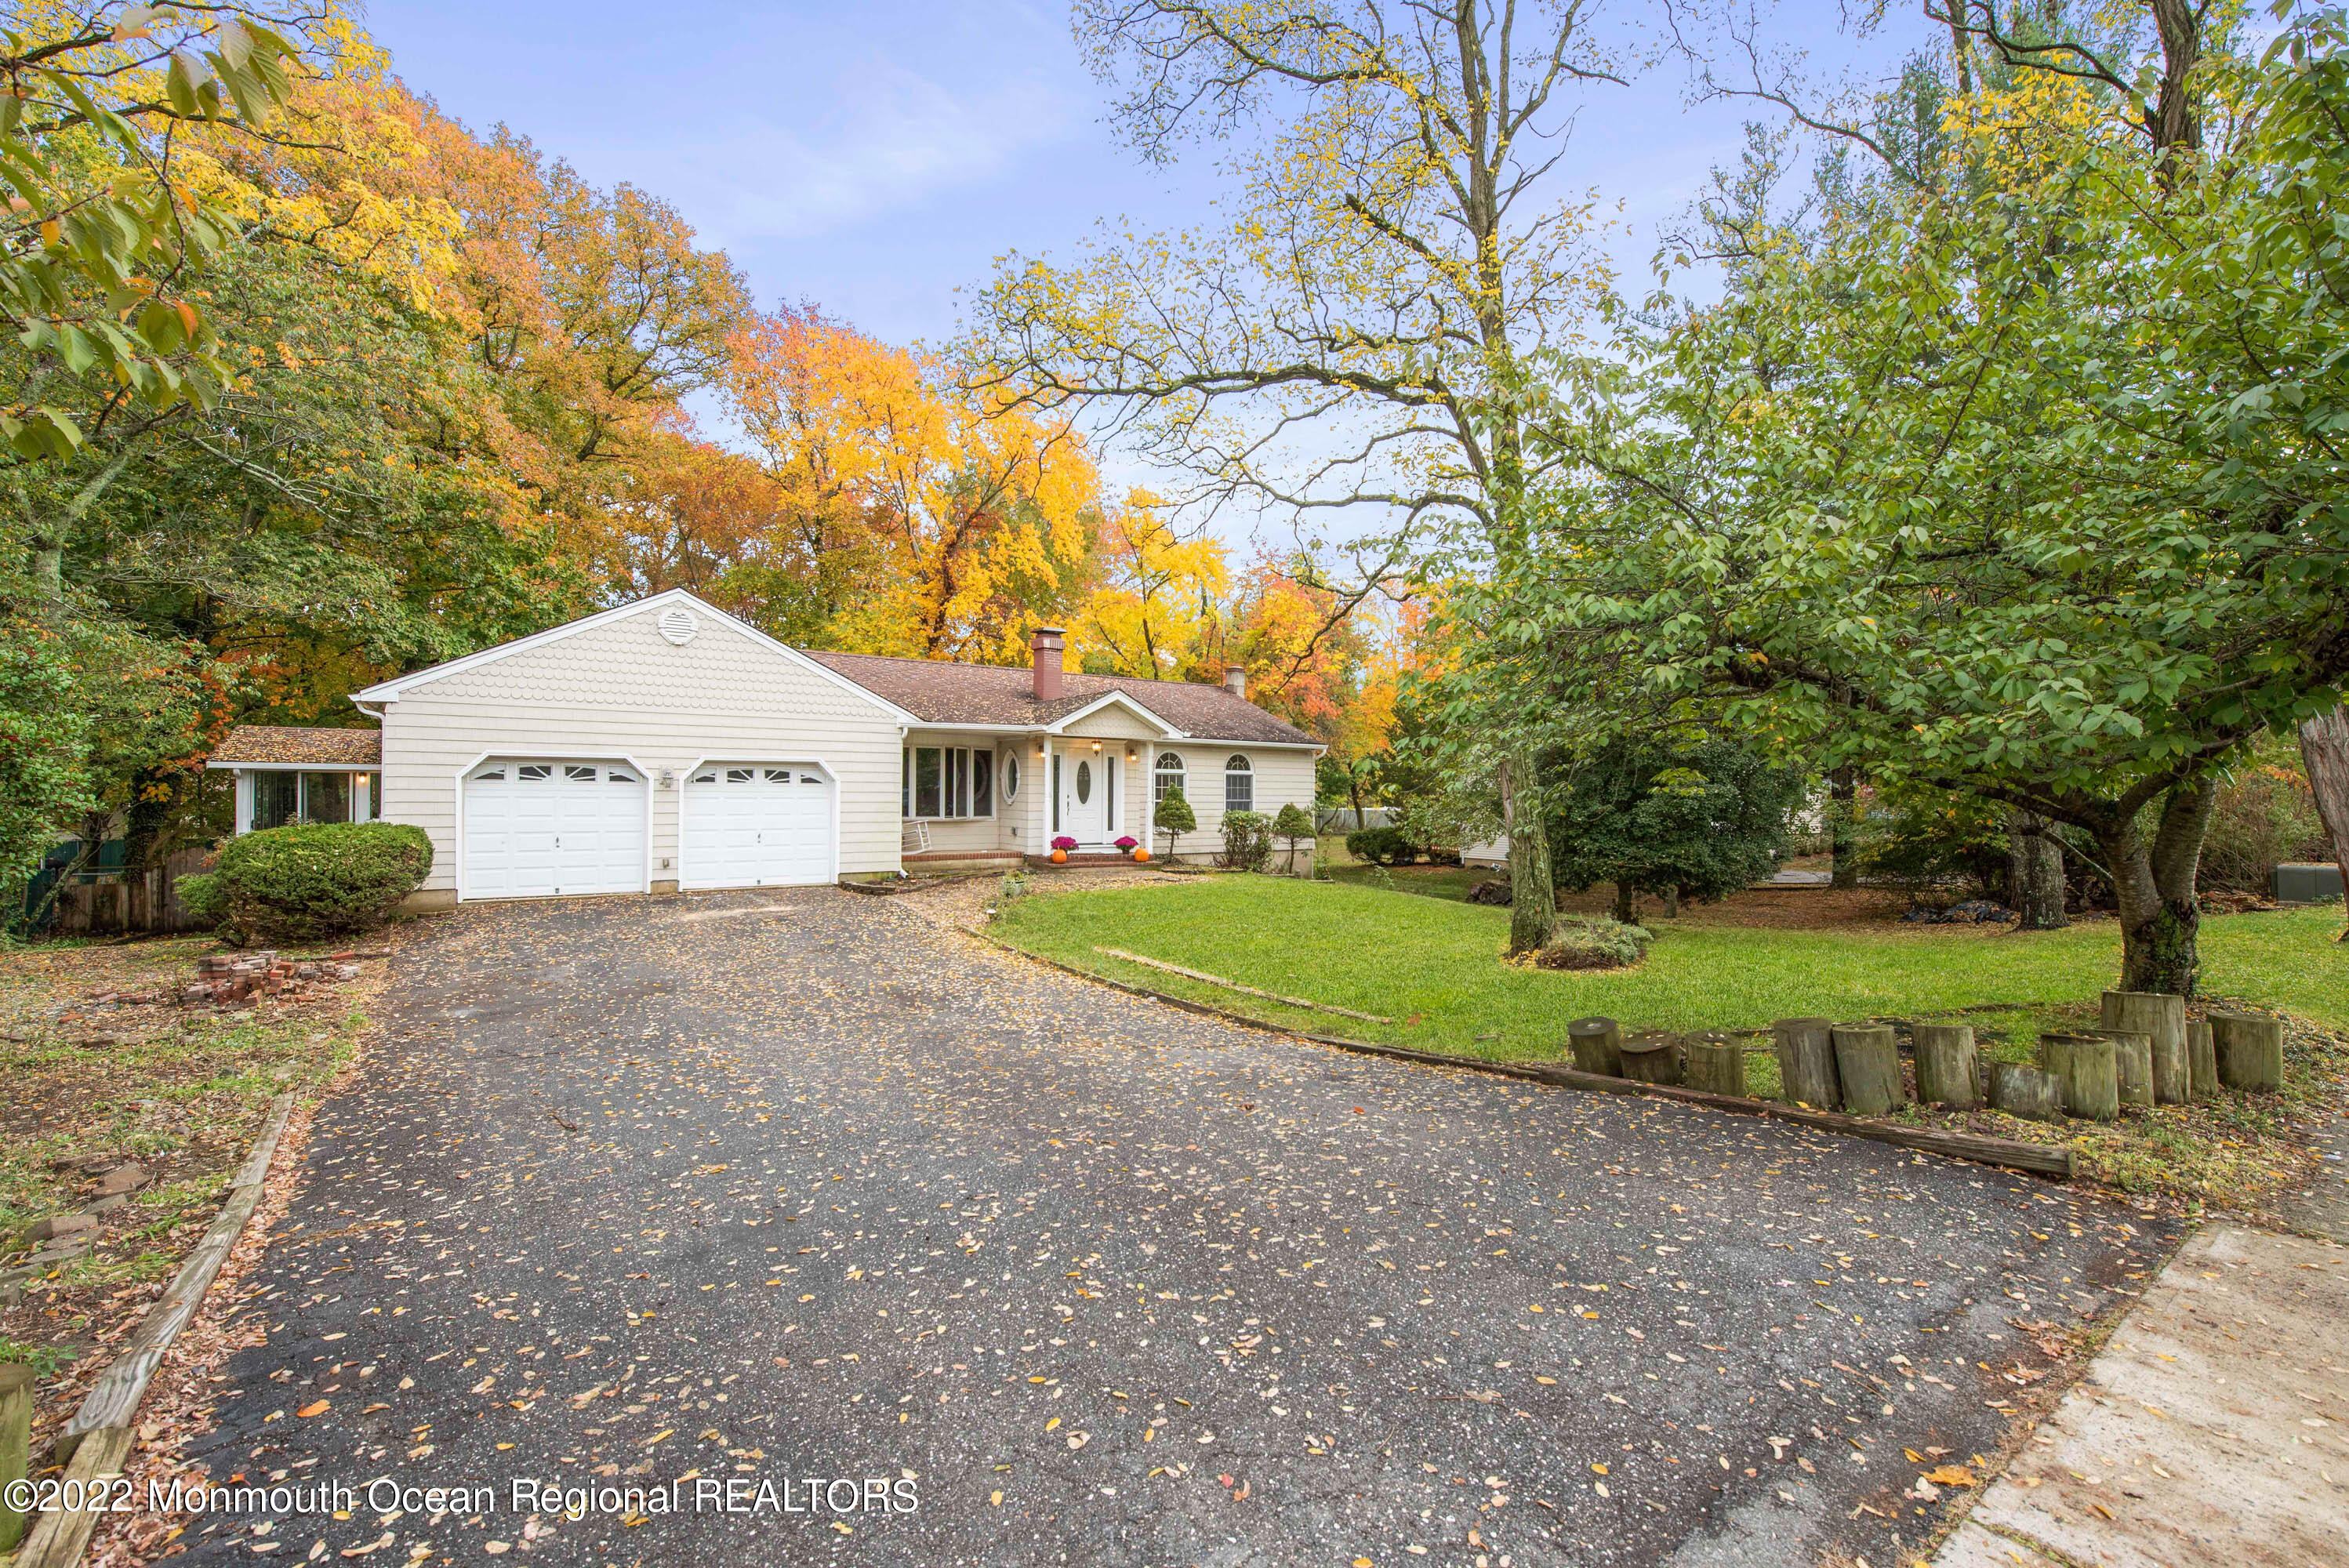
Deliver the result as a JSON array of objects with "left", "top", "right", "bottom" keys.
[{"left": 657, "top": 606, "right": 698, "bottom": 646}]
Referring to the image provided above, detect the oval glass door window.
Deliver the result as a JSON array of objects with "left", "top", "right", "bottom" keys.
[{"left": 1076, "top": 760, "right": 1092, "bottom": 804}]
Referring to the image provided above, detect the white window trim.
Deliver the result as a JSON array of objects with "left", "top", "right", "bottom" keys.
[
  {"left": 1225, "top": 753, "right": 1254, "bottom": 813},
  {"left": 1153, "top": 750, "right": 1187, "bottom": 804},
  {"left": 902, "top": 744, "right": 997, "bottom": 822}
]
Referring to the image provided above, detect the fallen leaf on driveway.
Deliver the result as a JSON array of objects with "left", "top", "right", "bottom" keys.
[{"left": 296, "top": 1400, "right": 329, "bottom": 1418}]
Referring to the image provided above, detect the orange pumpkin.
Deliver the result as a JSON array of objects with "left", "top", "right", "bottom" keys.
[
  {"left": 1050, "top": 848, "right": 1068, "bottom": 864},
  {"left": 1132, "top": 848, "right": 1151, "bottom": 863}
]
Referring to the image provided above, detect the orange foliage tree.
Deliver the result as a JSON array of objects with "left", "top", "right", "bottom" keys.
[{"left": 724, "top": 307, "right": 1098, "bottom": 662}]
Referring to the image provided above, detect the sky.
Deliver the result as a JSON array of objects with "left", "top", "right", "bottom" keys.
[{"left": 365, "top": 0, "right": 1920, "bottom": 540}]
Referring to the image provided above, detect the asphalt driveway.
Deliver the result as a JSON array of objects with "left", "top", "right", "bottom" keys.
[{"left": 172, "top": 888, "right": 2179, "bottom": 1566}]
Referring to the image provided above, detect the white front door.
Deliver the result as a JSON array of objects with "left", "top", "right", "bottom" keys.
[
  {"left": 1055, "top": 750, "right": 1114, "bottom": 843},
  {"left": 462, "top": 760, "right": 646, "bottom": 900},
  {"left": 681, "top": 764, "right": 835, "bottom": 888}
]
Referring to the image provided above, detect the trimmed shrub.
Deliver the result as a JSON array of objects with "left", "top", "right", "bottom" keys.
[
  {"left": 206, "top": 822, "right": 433, "bottom": 942},
  {"left": 1531, "top": 915, "right": 1654, "bottom": 971},
  {"left": 1154, "top": 786, "right": 1196, "bottom": 860},
  {"left": 176, "top": 869, "right": 228, "bottom": 927},
  {"left": 1222, "top": 810, "right": 1274, "bottom": 871},
  {"left": 1345, "top": 825, "right": 1418, "bottom": 866}
]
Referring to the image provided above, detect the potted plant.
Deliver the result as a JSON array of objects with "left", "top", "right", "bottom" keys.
[
  {"left": 1114, "top": 835, "right": 1139, "bottom": 858},
  {"left": 1050, "top": 834, "right": 1077, "bottom": 864}
]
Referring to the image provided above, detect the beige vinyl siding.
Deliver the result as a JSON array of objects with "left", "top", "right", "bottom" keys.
[
  {"left": 1058, "top": 705, "right": 1167, "bottom": 742},
  {"left": 1149, "top": 745, "right": 1317, "bottom": 855},
  {"left": 380, "top": 608, "right": 906, "bottom": 892}
]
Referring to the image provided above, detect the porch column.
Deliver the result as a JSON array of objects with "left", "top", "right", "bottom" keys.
[
  {"left": 1038, "top": 735, "right": 1053, "bottom": 850},
  {"left": 234, "top": 771, "right": 253, "bottom": 836},
  {"left": 1143, "top": 742, "right": 1156, "bottom": 846}
]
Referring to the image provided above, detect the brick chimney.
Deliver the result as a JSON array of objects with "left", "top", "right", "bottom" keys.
[
  {"left": 1031, "top": 626, "right": 1066, "bottom": 702},
  {"left": 1223, "top": 664, "right": 1247, "bottom": 700}
]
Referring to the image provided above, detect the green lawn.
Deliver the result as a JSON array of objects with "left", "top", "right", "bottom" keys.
[{"left": 993, "top": 875, "right": 2347, "bottom": 1062}]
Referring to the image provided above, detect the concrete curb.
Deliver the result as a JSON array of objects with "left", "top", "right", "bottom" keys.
[
  {"left": 9, "top": 1093, "right": 296, "bottom": 1568},
  {"left": 970, "top": 930, "right": 2075, "bottom": 1180}
]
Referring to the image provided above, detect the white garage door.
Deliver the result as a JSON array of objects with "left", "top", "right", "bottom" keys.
[
  {"left": 462, "top": 760, "right": 646, "bottom": 900},
  {"left": 682, "top": 764, "right": 835, "bottom": 889}
]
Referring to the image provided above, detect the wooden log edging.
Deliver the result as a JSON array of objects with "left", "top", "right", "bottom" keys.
[
  {"left": 14, "top": 1094, "right": 296, "bottom": 1568},
  {"left": 975, "top": 935, "right": 2075, "bottom": 1181}
]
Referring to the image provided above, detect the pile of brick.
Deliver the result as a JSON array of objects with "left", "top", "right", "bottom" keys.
[{"left": 180, "top": 949, "right": 365, "bottom": 1008}]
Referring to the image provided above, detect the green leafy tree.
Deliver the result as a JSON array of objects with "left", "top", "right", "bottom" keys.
[
  {"left": 0, "top": 618, "right": 93, "bottom": 883},
  {"left": 1523, "top": 5, "right": 2349, "bottom": 993},
  {"left": 1547, "top": 739, "right": 1800, "bottom": 922},
  {"left": 1153, "top": 784, "right": 1195, "bottom": 862},
  {"left": 1272, "top": 800, "right": 1315, "bottom": 874}
]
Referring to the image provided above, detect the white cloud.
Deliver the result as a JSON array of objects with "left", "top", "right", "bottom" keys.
[{"left": 662, "top": 56, "right": 1076, "bottom": 245}]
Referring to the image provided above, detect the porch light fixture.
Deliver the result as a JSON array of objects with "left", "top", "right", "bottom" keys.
[{"left": 1090, "top": 740, "right": 1102, "bottom": 751}]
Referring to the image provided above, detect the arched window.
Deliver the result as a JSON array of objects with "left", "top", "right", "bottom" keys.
[
  {"left": 1224, "top": 753, "right": 1254, "bottom": 813},
  {"left": 1000, "top": 753, "right": 1020, "bottom": 802},
  {"left": 1153, "top": 751, "right": 1186, "bottom": 804}
]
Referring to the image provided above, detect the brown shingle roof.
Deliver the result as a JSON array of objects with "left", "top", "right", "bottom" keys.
[
  {"left": 209, "top": 725, "right": 381, "bottom": 767},
  {"left": 800, "top": 651, "right": 1320, "bottom": 746}
]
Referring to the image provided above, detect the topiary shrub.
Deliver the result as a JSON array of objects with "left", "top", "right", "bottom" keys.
[
  {"left": 1154, "top": 786, "right": 1196, "bottom": 860},
  {"left": 1271, "top": 802, "right": 1316, "bottom": 873},
  {"left": 1345, "top": 825, "right": 1418, "bottom": 866},
  {"left": 1530, "top": 915, "right": 1654, "bottom": 971},
  {"left": 1222, "top": 810, "right": 1273, "bottom": 871},
  {"left": 205, "top": 822, "right": 434, "bottom": 943}
]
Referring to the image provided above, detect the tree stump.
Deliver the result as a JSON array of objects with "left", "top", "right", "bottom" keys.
[
  {"left": 1989, "top": 1062, "right": 2066, "bottom": 1123},
  {"left": 1912, "top": 1023, "right": 1981, "bottom": 1109},
  {"left": 1617, "top": 1033, "right": 1682, "bottom": 1086},
  {"left": 1771, "top": 1018, "right": 1841, "bottom": 1110},
  {"left": 2102, "top": 990, "right": 2189, "bottom": 1104},
  {"left": 1831, "top": 1023, "right": 1905, "bottom": 1116},
  {"left": 2041, "top": 1032, "right": 2117, "bottom": 1121},
  {"left": 2186, "top": 1019, "right": 2219, "bottom": 1103},
  {"left": 2090, "top": 1028, "right": 2155, "bottom": 1108},
  {"left": 1568, "top": 1015, "right": 1623, "bottom": 1077},
  {"left": 1685, "top": 1037, "right": 1747, "bottom": 1097},
  {"left": 2211, "top": 1011, "right": 2285, "bottom": 1092}
]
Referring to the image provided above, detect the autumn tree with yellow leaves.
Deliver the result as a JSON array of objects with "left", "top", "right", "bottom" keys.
[{"left": 973, "top": 0, "right": 1628, "bottom": 952}]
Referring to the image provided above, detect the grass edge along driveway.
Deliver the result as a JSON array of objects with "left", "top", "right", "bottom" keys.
[{"left": 989, "top": 877, "right": 2349, "bottom": 1061}]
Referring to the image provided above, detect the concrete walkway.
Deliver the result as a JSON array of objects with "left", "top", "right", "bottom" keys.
[{"left": 1933, "top": 1222, "right": 2348, "bottom": 1568}]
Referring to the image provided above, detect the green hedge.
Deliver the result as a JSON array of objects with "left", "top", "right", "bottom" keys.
[
  {"left": 189, "top": 822, "right": 434, "bottom": 942},
  {"left": 1345, "top": 825, "right": 1418, "bottom": 866}
]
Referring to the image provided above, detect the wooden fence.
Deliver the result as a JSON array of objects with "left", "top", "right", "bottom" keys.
[{"left": 38, "top": 847, "right": 214, "bottom": 936}]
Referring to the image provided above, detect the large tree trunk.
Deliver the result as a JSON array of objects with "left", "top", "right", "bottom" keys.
[
  {"left": 1499, "top": 751, "right": 1557, "bottom": 954},
  {"left": 1611, "top": 881, "right": 1636, "bottom": 924},
  {"left": 1828, "top": 766, "right": 1858, "bottom": 889},
  {"left": 2006, "top": 808, "right": 2068, "bottom": 930},
  {"left": 2100, "top": 778, "right": 2218, "bottom": 996},
  {"left": 2300, "top": 706, "right": 2349, "bottom": 937}
]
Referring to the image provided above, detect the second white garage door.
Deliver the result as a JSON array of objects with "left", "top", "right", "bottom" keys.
[{"left": 682, "top": 764, "right": 836, "bottom": 889}]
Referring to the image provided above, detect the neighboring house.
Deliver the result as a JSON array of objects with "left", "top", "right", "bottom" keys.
[
  {"left": 1461, "top": 836, "right": 1509, "bottom": 870},
  {"left": 204, "top": 590, "right": 1321, "bottom": 909}
]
